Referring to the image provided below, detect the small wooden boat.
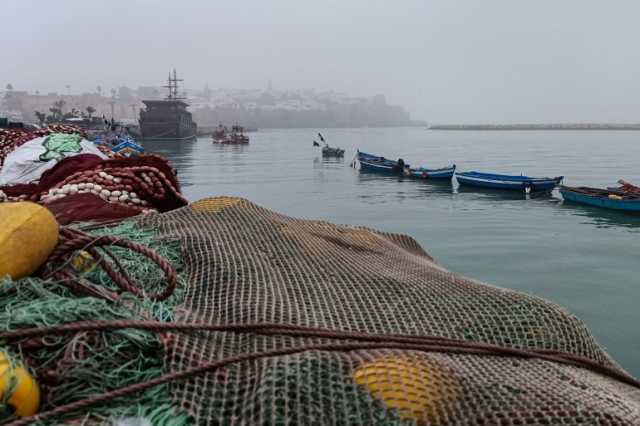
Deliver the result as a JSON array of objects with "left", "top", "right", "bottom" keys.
[
  {"left": 212, "top": 125, "right": 249, "bottom": 144},
  {"left": 560, "top": 182, "right": 640, "bottom": 212},
  {"left": 357, "top": 151, "right": 404, "bottom": 174},
  {"left": 316, "top": 132, "right": 344, "bottom": 157},
  {"left": 322, "top": 145, "right": 345, "bottom": 157},
  {"left": 408, "top": 165, "right": 456, "bottom": 180},
  {"left": 456, "top": 171, "right": 563, "bottom": 191},
  {"left": 357, "top": 151, "right": 454, "bottom": 179}
]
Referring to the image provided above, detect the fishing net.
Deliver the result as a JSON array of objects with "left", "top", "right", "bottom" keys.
[
  {"left": 0, "top": 221, "right": 190, "bottom": 425},
  {"left": 0, "top": 153, "right": 188, "bottom": 223},
  {"left": 0, "top": 125, "right": 88, "bottom": 167},
  {"left": 3, "top": 197, "right": 640, "bottom": 424},
  {"left": 132, "top": 197, "right": 639, "bottom": 425}
]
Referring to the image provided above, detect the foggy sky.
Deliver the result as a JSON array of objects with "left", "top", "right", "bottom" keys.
[{"left": 3, "top": 0, "right": 640, "bottom": 123}]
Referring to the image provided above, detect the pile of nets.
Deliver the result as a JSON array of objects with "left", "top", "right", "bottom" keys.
[
  {"left": 1, "top": 154, "right": 187, "bottom": 223},
  {"left": 2, "top": 197, "right": 640, "bottom": 425},
  {"left": 0, "top": 126, "right": 187, "bottom": 223},
  {"left": 0, "top": 125, "right": 88, "bottom": 167},
  {"left": 0, "top": 221, "right": 190, "bottom": 425}
]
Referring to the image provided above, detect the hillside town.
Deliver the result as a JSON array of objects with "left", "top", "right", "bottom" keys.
[{"left": 1, "top": 83, "right": 421, "bottom": 128}]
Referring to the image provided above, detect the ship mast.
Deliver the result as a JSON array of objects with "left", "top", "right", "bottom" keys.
[{"left": 164, "top": 69, "right": 185, "bottom": 101}]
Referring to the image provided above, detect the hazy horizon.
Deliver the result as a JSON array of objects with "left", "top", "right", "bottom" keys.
[{"left": 3, "top": 0, "right": 640, "bottom": 123}]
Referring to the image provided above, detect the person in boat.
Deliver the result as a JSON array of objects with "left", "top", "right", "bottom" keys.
[{"left": 393, "top": 158, "right": 406, "bottom": 174}]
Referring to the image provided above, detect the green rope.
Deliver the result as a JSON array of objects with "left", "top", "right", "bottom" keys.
[{"left": 0, "top": 221, "right": 191, "bottom": 425}]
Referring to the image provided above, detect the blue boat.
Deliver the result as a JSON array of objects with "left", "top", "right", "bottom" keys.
[
  {"left": 408, "top": 165, "right": 456, "bottom": 180},
  {"left": 357, "top": 151, "right": 407, "bottom": 174},
  {"left": 560, "top": 185, "right": 640, "bottom": 212},
  {"left": 112, "top": 137, "right": 144, "bottom": 157},
  {"left": 456, "top": 171, "right": 563, "bottom": 191},
  {"left": 357, "top": 151, "right": 455, "bottom": 179}
]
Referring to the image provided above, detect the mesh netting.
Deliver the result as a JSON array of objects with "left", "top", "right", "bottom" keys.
[{"left": 140, "top": 197, "right": 640, "bottom": 425}]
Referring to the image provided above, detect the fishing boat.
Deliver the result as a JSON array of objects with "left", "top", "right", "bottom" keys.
[
  {"left": 322, "top": 145, "right": 345, "bottom": 158},
  {"left": 408, "top": 165, "right": 456, "bottom": 180},
  {"left": 212, "top": 125, "right": 249, "bottom": 145},
  {"left": 357, "top": 151, "right": 407, "bottom": 174},
  {"left": 357, "top": 151, "right": 454, "bottom": 179},
  {"left": 316, "top": 133, "right": 344, "bottom": 157},
  {"left": 139, "top": 70, "right": 197, "bottom": 141},
  {"left": 560, "top": 181, "right": 640, "bottom": 212},
  {"left": 456, "top": 171, "right": 563, "bottom": 191}
]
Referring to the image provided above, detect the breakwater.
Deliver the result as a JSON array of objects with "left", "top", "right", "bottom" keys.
[{"left": 429, "top": 123, "right": 640, "bottom": 130}]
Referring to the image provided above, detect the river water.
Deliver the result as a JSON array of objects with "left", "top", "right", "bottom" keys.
[{"left": 143, "top": 128, "right": 640, "bottom": 376}]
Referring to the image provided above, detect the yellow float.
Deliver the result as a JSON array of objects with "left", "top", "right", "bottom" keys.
[
  {"left": 0, "top": 202, "right": 59, "bottom": 280},
  {"left": 353, "top": 355, "right": 460, "bottom": 422},
  {"left": 0, "top": 351, "right": 40, "bottom": 417}
]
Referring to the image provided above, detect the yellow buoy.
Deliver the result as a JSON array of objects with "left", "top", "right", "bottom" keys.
[
  {"left": 0, "top": 202, "right": 59, "bottom": 280},
  {"left": 70, "top": 250, "right": 98, "bottom": 274},
  {"left": 191, "top": 197, "right": 242, "bottom": 213},
  {"left": 353, "top": 355, "right": 460, "bottom": 422},
  {"left": 0, "top": 351, "right": 40, "bottom": 417}
]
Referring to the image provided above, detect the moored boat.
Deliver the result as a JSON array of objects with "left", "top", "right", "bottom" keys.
[
  {"left": 560, "top": 183, "right": 640, "bottom": 212},
  {"left": 212, "top": 124, "right": 249, "bottom": 145},
  {"left": 139, "top": 70, "right": 197, "bottom": 141},
  {"left": 408, "top": 165, "right": 456, "bottom": 179},
  {"left": 357, "top": 151, "right": 454, "bottom": 179},
  {"left": 357, "top": 151, "right": 408, "bottom": 174},
  {"left": 316, "top": 132, "right": 344, "bottom": 157},
  {"left": 456, "top": 171, "right": 563, "bottom": 191},
  {"left": 322, "top": 145, "right": 345, "bottom": 157}
]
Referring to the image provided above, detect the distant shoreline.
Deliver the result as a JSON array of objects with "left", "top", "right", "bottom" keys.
[{"left": 428, "top": 123, "right": 640, "bottom": 130}]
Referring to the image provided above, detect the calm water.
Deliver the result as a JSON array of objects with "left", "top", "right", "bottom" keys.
[{"left": 144, "top": 128, "right": 640, "bottom": 376}]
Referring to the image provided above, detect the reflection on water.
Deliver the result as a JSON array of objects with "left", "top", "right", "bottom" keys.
[
  {"left": 313, "top": 156, "right": 345, "bottom": 169},
  {"left": 142, "top": 129, "right": 640, "bottom": 377},
  {"left": 557, "top": 198, "right": 640, "bottom": 230},
  {"left": 415, "top": 180, "right": 455, "bottom": 195},
  {"left": 211, "top": 143, "right": 250, "bottom": 155},
  {"left": 357, "top": 171, "right": 406, "bottom": 183},
  {"left": 455, "top": 185, "right": 555, "bottom": 201},
  {"left": 142, "top": 139, "right": 196, "bottom": 160}
]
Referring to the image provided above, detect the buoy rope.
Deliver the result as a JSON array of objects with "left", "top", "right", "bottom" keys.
[{"left": 2, "top": 319, "right": 639, "bottom": 425}]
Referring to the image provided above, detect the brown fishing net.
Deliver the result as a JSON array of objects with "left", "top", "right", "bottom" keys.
[{"left": 140, "top": 197, "right": 640, "bottom": 425}]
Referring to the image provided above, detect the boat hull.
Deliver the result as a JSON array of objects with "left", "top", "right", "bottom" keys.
[
  {"left": 358, "top": 151, "right": 453, "bottom": 179},
  {"left": 409, "top": 166, "right": 456, "bottom": 180},
  {"left": 456, "top": 172, "right": 563, "bottom": 191},
  {"left": 560, "top": 187, "right": 640, "bottom": 211},
  {"left": 322, "top": 146, "right": 345, "bottom": 157},
  {"left": 359, "top": 160, "right": 399, "bottom": 174}
]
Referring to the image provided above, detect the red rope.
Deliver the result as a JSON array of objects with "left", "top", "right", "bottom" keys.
[{"left": 42, "top": 227, "right": 177, "bottom": 301}]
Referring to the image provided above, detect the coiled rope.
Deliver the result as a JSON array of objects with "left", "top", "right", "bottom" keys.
[{"left": 42, "top": 227, "right": 177, "bottom": 301}]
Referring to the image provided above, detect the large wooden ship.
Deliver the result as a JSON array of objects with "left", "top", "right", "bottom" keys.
[{"left": 139, "top": 70, "right": 197, "bottom": 141}]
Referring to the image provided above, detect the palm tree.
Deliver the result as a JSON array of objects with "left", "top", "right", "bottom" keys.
[
  {"left": 34, "top": 111, "right": 46, "bottom": 126},
  {"left": 49, "top": 100, "right": 66, "bottom": 122}
]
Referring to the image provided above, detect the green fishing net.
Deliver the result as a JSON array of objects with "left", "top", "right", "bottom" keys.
[{"left": 0, "top": 221, "right": 190, "bottom": 425}]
